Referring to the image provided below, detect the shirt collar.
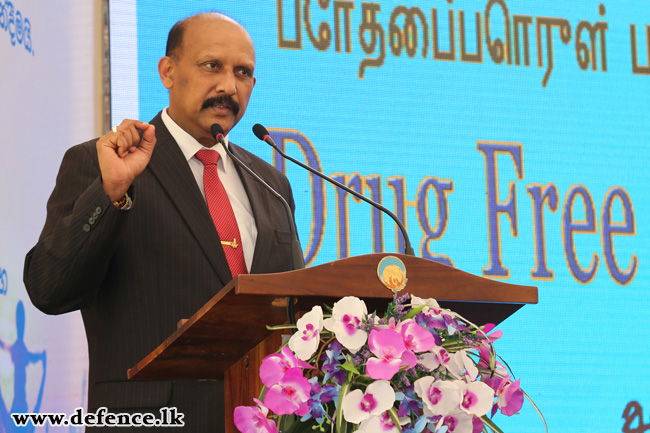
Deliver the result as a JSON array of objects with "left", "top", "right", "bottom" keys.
[{"left": 161, "top": 107, "right": 233, "bottom": 171}]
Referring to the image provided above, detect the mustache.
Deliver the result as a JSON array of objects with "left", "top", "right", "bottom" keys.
[{"left": 202, "top": 95, "right": 240, "bottom": 115}]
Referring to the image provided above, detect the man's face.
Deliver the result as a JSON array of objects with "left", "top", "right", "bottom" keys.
[{"left": 160, "top": 16, "right": 256, "bottom": 146}]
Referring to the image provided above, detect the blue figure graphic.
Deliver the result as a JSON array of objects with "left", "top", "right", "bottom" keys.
[
  {"left": 0, "top": 301, "right": 47, "bottom": 433},
  {"left": 0, "top": 268, "right": 8, "bottom": 295}
]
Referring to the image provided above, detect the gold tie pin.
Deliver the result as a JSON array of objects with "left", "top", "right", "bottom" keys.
[{"left": 221, "top": 238, "right": 239, "bottom": 249}]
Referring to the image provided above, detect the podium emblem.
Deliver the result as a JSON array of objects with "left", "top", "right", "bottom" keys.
[{"left": 377, "top": 256, "right": 407, "bottom": 293}]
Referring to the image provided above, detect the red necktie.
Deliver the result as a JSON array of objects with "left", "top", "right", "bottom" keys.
[{"left": 195, "top": 149, "right": 248, "bottom": 277}]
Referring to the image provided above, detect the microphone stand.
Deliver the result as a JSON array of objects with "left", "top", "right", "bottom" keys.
[
  {"left": 253, "top": 124, "right": 415, "bottom": 256},
  {"left": 211, "top": 124, "right": 302, "bottom": 325}
]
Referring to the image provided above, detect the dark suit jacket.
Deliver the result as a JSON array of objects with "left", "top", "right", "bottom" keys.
[{"left": 24, "top": 113, "right": 298, "bottom": 431}]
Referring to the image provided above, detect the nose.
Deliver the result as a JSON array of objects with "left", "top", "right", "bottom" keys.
[{"left": 216, "top": 69, "right": 237, "bottom": 96}]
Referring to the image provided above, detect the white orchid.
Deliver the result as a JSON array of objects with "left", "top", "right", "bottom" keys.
[
  {"left": 323, "top": 296, "right": 368, "bottom": 353},
  {"left": 288, "top": 305, "right": 323, "bottom": 361}
]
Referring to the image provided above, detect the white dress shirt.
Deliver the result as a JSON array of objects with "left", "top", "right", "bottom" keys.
[{"left": 161, "top": 108, "right": 257, "bottom": 271}]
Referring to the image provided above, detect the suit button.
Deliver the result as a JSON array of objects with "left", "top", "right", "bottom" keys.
[
  {"left": 89, "top": 217, "right": 96, "bottom": 225},
  {"left": 82, "top": 224, "right": 91, "bottom": 232},
  {"left": 95, "top": 206, "right": 102, "bottom": 214}
]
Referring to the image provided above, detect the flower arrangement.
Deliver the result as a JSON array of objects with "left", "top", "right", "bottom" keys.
[{"left": 234, "top": 294, "right": 544, "bottom": 433}]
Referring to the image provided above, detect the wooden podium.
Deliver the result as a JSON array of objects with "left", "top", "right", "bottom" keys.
[{"left": 128, "top": 253, "right": 537, "bottom": 432}]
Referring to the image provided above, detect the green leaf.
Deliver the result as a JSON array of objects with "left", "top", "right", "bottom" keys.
[
  {"left": 387, "top": 408, "right": 402, "bottom": 433},
  {"left": 258, "top": 385, "right": 268, "bottom": 400},
  {"left": 486, "top": 351, "right": 496, "bottom": 373},
  {"left": 266, "top": 324, "right": 298, "bottom": 331},
  {"left": 403, "top": 305, "right": 426, "bottom": 320},
  {"left": 338, "top": 361, "right": 360, "bottom": 375},
  {"left": 335, "top": 379, "right": 352, "bottom": 433}
]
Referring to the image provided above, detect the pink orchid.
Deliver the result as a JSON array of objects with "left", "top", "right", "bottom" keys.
[
  {"left": 342, "top": 380, "right": 395, "bottom": 424},
  {"left": 401, "top": 321, "right": 436, "bottom": 353},
  {"left": 475, "top": 325, "right": 502, "bottom": 370},
  {"left": 264, "top": 367, "right": 311, "bottom": 416},
  {"left": 455, "top": 380, "right": 495, "bottom": 416},
  {"left": 482, "top": 372, "right": 505, "bottom": 393},
  {"left": 477, "top": 323, "right": 501, "bottom": 346},
  {"left": 374, "top": 316, "right": 398, "bottom": 331},
  {"left": 413, "top": 377, "right": 461, "bottom": 416},
  {"left": 233, "top": 399, "right": 279, "bottom": 433},
  {"left": 366, "top": 328, "right": 417, "bottom": 380},
  {"left": 259, "top": 346, "right": 312, "bottom": 388},
  {"left": 472, "top": 416, "right": 485, "bottom": 433},
  {"left": 480, "top": 323, "right": 503, "bottom": 345},
  {"left": 495, "top": 378, "right": 524, "bottom": 416},
  {"left": 288, "top": 305, "right": 323, "bottom": 361},
  {"left": 323, "top": 296, "right": 368, "bottom": 353}
]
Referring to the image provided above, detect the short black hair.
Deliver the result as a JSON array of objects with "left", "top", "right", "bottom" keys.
[{"left": 165, "top": 18, "right": 188, "bottom": 58}]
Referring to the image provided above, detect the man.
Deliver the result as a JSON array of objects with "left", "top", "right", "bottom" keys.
[{"left": 23, "top": 12, "right": 298, "bottom": 432}]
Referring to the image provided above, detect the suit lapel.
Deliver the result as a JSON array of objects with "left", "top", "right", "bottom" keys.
[
  {"left": 229, "top": 143, "right": 273, "bottom": 274},
  {"left": 146, "top": 114, "right": 233, "bottom": 286}
]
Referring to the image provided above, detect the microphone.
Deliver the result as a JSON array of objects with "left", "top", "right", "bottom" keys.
[
  {"left": 253, "top": 123, "right": 415, "bottom": 256},
  {"left": 209, "top": 124, "right": 305, "bottom": 272},
  {"left": 211, "top": 124, "right": 226, "bottom": 146}
]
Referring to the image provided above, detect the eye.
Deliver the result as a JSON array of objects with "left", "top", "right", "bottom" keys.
[
  {"left": 203, "top": 61, "right": 220, "bottom": 70},
  {"left": 237, "top": 67, "right": 253, "bottom": 77}
]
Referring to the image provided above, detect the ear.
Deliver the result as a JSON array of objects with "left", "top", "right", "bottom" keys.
[{"left": 158, "top": 56, "right": 174, "bottom": 89}]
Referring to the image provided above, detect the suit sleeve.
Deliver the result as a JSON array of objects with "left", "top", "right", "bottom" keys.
[{"left": 24, "top": 143, "right": 129, "bottom": 315}]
